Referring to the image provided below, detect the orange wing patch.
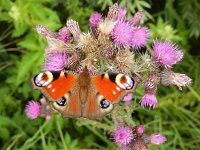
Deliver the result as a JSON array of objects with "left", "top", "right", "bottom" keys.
[
  {"left": 93, "top": 75, "right": 123, "bottom": 103},
  {"left": 44, "top": 73, "right": 76, "bottom": 100}
]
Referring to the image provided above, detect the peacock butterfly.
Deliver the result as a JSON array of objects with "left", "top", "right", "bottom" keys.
[{"left": 32, "top": 67, "right": 137, "bottom": 120}]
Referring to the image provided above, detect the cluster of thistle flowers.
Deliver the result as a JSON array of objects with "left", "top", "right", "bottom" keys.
[
  {"left": 112, "top": 125, "right": 166, "bottom": 150},
  {"left": 25, "top": 3, "right": 192, "bottom": 149}
]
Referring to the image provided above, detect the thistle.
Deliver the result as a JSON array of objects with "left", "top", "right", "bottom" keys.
[
  {"left": 25, "top": 98, "right": 52, "bottom": 120},
  {"left": 112, "top": 126, "right": 134, "bottom": 148},
  {"left": 113, "top": 125, "right": 167, "bottom": 150},
  {"left": 152, "top": 40, "right": 183, "bottom": 68},
  {"left": 140, "top": 73, "right": 159, "bottom": 108}
]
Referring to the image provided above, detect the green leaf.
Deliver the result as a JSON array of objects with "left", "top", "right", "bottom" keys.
[
  {"left": 0, "top": 127, "right": 10, "bottom": 140},
  {"left": 15, "top": 50, "right": 43, "bottom": 86}
]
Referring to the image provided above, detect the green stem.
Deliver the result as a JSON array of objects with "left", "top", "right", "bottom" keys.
[
  {"left": 188, "top": 85, "right": 200, "bottom": 101},
  {"left": 56, "top": 118, "right": 68, "bottom": 150},
  {"left": 21, "top": 121, "right": 49, "bottom": 149}
]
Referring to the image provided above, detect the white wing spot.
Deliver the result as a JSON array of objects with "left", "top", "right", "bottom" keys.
[
  {"left": 47, "top": 84, "right": 52, "bottom": 88},
  {"left": 116, "top": 87, "right": 120, "bottom": 91},
  {"left": 52, "top": 89, "right": 55, "bottom": 92},
  {"left": 113, "top": 91, "right": 116, "bottom": 95}
]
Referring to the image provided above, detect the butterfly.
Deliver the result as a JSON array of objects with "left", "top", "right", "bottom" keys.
[{"left": 32, "top": 67, "right": 137, "bottom": 120}]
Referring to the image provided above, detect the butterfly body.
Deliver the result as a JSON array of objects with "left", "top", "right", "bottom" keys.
[{"left": 32, "top": 68, "right": 137, "bottom": 120}]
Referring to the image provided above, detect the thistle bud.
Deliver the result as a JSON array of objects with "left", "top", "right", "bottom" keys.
[
  {"left": 107, "top": 3, "right": 119, "bottom": 20},
  {"left": 66, "top": 19, "right": 81, "bottom": 42}
]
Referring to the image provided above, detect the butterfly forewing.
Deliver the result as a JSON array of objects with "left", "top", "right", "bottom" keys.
[{"left": 32, "top": 71, "right": 77, "bottom": 101}]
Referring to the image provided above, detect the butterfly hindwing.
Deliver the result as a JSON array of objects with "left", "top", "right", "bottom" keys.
[
  {"left": 52, "top": 88, "right": 82, "bottom": 118},
  {"left": 32, "top": 71, "right": 76, "bottom": 101},
  {"left": 82, "top": 85, "right": 114, "bottom": 120}
]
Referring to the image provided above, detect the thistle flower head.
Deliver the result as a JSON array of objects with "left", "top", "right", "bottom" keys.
[
  {"left": 102, "top": 46, "right": 117, "bottom": 59},
  {"left": 135, "top": 125, "right": 145, "bottom": 135},
  {"left": 131, "top": 11, "right": 144, "bottom": 26},
  {"left": 160, "top": 69, "right": 192, "bottom": 89},
  {"left": 98, "top": 19, "right": 116, "bottom": 45},
  {"left": 152, "top": 40, "right": 184, "bottom": 68},
  {"left": 43, "top": 52, "right": 68, "bottom": 71},
  {"left": 65, "top": 53, "right": 81, "bottom": 69},
  {"left": 111, "top": 21, "right": 133, "bottom": 46},
  {"left": 143, "top": 73, "right": 159, "bottom": 92},
  {"left": 25, "top": 101, "right": 41, "bottom": 119},
  {"left": 141, "top": 73, "right": 159, "bottom": 108},
  {"left": 78, "top": 33, "right": 98, "bottom": 53},
  {"left": 39, "top": 97, "right": 52, "bottom": 121},
  {"left": 45, "top": 114, "right": 51, "bottom": 120},
  {"left": 140, "top": 93, "right": 157, "bottom": 108},
  {"left": 131, "top": 27, "right": 149, "bottom": 50},
  {"left": 118, "top": 7, "right": 127, "bottom": 20},
  {"left": 57, "top": 26, "right": 71, "bottom": 43},
  {"left": 149, "top": 133, "right": 167, "bottom": 145},
  {"left": 36, "top": 24, "right": 56, "bottom": 38},
  {"left": 66, "top": 19, "right": 81, "bottom": 42},
  {"left": 112, "top": 126, "right": 134, "bottom": 147},
  {"left": 126, "top": 139, "right": 149, "bottom": 150},
  {"left": 107, "top": 3, "right": 119, "bottom": 20},
  {"left": 123, "top": 93, "right": 133, "bottom": 102},
  {"left": 113, "top": 50, "right": 135, "bottom": 74},
  {"left": 89, "top": 12, "right": 102, "bottom": 29},
  {"left": 98, "top": 19, "right": 116, "bottom": 36},
  {"left": 123, "top": 93, "right": 133, "bottom": 110}
]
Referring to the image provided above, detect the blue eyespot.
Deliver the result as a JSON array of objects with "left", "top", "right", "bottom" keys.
[
  {"left": 100, "top": 99, "right": 110, "bottom": 108},
  {"left": 56, "top": 97, "right": 66, "bottom": 106}
]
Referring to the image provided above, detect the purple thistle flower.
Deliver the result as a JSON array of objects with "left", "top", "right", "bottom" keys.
[
  {"left": 111, "top": 21, "right": 133, "bottom": 46},
  {"left": 57, "top": 27, "right": 71, "bottom": 43},
  {"left": 43, "top": 52, "right": 67, "bottom": 71},
  {"left": 123, "top": 93, "right": 133, "bottom": 110},
  {"left": 149, "top": 133, "right": 167, "bottom": 145},
  {"left": 112, "top": 126, "right": 134, "bottom": 147},
  {"left": 131, "top": 27, "right": 149, "bottom": 50},
  {"left": 123, "top": 93, "right": 132, "bottom": 102},
  {"left": 152, "top": 40, "right": 184, "bottom": 68},
  {"left": 25, "top": 101, "right": 41, "bottom": 119},
  {"left": 135, "top": 125, "right": 145, "bottom": 135},
  {"left": 118, "top": 7, "right": 127, "bottom": 20},
  {"left": 89, "top": 12, "right": 102, "bottom": 31},
  {"left": 140, "top": 93, "right": 157, "bottom": 108},
  {"left": 40, "top": 97, "right": 52, "bottom": 121},
  {"left": 45, "top": 114, "right": 51, "bottom": 120},
  {"left": 141, "top": 73, "right": 158, "bottom": 108},
  {"left": 131, "top": 11, "right": 144, "bottom": 26}
]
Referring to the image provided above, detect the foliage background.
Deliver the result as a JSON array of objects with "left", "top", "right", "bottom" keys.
[{"left": 0, "top": 0, "right": 200, "bottom": 149}]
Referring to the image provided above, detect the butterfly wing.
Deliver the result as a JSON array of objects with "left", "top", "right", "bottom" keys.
[
  {"left": 82, "top": 85, "right": 114, "bottom": 120},
  {"left": 92, "top": 73, "right": 137, "bottom": 103},
  {"left": 32, "top": 71, "right": 82, "bottom": 118},
  {"left": 82, "top": 73, "right": 137, "bottom": 120},
  {"left": 52, "top": 87, "right": 82, "bottom": 118},
  {"left": 32, "top": 71, "right": 76, "bottom": 101}
]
